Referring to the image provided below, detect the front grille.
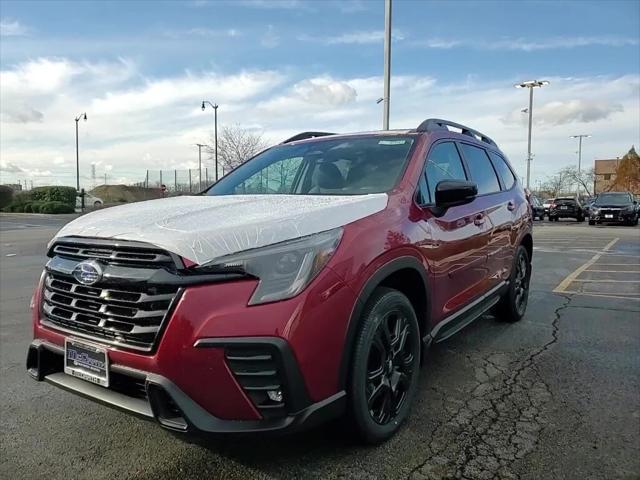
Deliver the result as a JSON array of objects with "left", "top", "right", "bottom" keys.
[
  {"left": 42, "top": 273, "right": 179, "bottom": 351},
  {"left": 52, "top": 241, "right": 175, "bottom": 268},
  {"left": 225, "top": 346, "right": 287, "bottom": 419}
]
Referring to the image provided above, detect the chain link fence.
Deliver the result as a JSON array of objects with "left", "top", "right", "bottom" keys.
[{"left": 132, "top": 168, "right": 217, "bottom": 194}]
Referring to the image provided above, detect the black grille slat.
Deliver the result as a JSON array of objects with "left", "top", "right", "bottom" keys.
[
  {"left": 224, "top": 346, "right": 288, "bottom": 419},
  {"left": 42, "top": 239, "right": 180, "bottom": 352}
]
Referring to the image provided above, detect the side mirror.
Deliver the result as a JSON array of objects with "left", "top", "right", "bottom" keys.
[{"left": 433, "top": 180, "right": 478, "bottom": 213}]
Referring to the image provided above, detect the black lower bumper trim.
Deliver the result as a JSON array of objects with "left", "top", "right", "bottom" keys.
[{"left": 26, "top": 339, "right": 345, "bottom": 435}]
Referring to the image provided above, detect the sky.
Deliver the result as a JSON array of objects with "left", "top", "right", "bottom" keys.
[{"left": 0, "top": 0, "right": 639, "bottom": 189}]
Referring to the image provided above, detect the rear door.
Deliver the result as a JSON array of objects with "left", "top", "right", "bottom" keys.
[
  {"left": 458, "top": 143, "right": 512, "bottom": 286},
  {"left": 416, "top": 141, "right": 493, "bottom": 322}
]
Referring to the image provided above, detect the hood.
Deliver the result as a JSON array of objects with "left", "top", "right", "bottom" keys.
[{"left": 53, "top": 194, "right": 388, "bottom": 265}]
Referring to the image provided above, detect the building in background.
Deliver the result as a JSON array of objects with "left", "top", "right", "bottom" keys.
[{"left": 594, "top": 158, "right": 620, "bottom": 193}]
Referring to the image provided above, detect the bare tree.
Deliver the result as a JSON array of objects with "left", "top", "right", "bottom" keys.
[
  {"left": 207, "top": 124, "right": 269, "bottom": 175},
  {"left": 559, "top": 165, "right": 595, "bottom": 197},
  {"left": 541, "top": 170, "right": 571, "bottom": 197}
]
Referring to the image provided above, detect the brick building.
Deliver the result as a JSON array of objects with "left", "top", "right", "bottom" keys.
[{"left": 593, "top": 158, "right": 620, "bottom": 193}]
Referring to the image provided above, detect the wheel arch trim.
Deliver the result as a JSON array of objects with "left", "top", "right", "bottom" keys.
[{"left": 338, "top": 255, "right": 431, "bottom": 390}]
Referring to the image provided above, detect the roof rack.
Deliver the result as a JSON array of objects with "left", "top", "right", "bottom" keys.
[
  {"left": 281, "top": 131, "right": 336, "bottom": 144},
  {"left": 415, "top": 118, "right": 496, "bottom": 147}
]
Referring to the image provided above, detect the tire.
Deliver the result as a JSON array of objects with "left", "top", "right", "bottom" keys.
[
  {"left": 348, "top": 287, "right": 421, "bottom": 444},
  {"left": 588, "top": 220, "right": 595, "bottom": 226},
  {"left": 496, "top": 245, "right": 531, "bottom": 323},
  {"left": 93, "top": 201, "right": 102, "bottom": 207}
]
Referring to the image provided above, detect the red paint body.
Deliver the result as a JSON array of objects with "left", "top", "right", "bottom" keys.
[{"left": 32, "top": 129, "right": 532, "bottom": 423}]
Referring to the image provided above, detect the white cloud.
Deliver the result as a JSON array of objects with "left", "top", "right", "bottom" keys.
[
  {"left": 301, "top": 30, "right": 405, "bottom": 45},
  {"left": 0, "top": 19, "right": 28, "bottom": 37},
  {"left": 261, "top": 25, "right": 280, "bottom": 48},
  {"left": 410, "top": 35, "right": 639, "bottom": 51},
  {"left": 0, "top": 57, "right": 638, "bottom": 190}
]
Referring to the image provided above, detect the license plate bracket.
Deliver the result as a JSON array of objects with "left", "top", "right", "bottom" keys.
[{"left": 64, "top": 338, "right": 109, "bottom": 387}]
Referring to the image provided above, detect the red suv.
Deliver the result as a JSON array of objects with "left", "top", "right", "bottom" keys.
[{"left": 27, "top": 119, "right": 533, "bottom": 443}]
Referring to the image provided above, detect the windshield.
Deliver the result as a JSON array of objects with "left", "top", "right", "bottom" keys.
[
  {"left": 595, "top": 193, "right": 632, "bottom": 205},
  {"left": 207, "top": 135, "right": 415, "bottom": 196}
]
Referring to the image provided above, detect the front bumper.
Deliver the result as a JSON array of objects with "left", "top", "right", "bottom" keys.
[
  {"left": 590, "top": 212, "right": 636, "bottom": 223},
  {"left": 27, "top": 338, "right": 345, "bottom": 434}
]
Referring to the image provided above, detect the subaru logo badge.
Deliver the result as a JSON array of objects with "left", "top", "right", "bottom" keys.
[{"left": 72, "top": 260, "right": 103, "bottom": 286}]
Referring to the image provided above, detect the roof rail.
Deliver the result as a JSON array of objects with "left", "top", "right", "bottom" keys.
[
  {"left": 281, "top": 131, "right": 336, "bottom": 144},
  {"left": 415, "top": 118, "right": 496, "bottom": 147}
]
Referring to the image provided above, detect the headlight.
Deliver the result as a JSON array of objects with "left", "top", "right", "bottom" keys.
[{"left": 198, "top": 228, "right": 343, "bottom": 305}]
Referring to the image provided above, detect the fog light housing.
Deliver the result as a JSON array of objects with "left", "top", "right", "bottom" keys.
[{"left": 267, "top": 389, "right": 283, "bottom": 403}]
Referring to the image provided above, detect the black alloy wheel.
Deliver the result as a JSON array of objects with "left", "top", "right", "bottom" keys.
[
  {"left": 497, "top": 245, "right": 531, "bottom": 322},
  {"left": 349, "top": 287, "right": 421, "bottom": 443}
]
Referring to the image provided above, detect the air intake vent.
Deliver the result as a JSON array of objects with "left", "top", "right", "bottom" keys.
[{"left": 225, "top": 346, "right": 287, "bottom": 419}]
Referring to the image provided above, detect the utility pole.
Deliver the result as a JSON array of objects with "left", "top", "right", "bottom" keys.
[
  {"left": 570, "top": 134, "right": 591, "bottom": 197},
  {"left": 382, "top": 0, "right": 392, "bottom": 130},
  {"left": 74, "top": 112, "right": 87, "bottom": 191},
  {"left": 201, "top": 101, "right": 219, "bottom": 180},
  {"left": 196, "top": 143, "right": 207, "bottom": 190},
  {"left": 514, "top": 80, "right": 549, "bottom": 189}
]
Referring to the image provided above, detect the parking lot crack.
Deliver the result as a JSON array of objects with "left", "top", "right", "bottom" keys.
[{"left": 407, "top": 295, "right": 573, "bottom": 480}]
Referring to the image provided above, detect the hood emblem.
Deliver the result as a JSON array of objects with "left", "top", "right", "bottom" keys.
[{"left": 72, "top": 260, "right": 103, "bottom": 286}]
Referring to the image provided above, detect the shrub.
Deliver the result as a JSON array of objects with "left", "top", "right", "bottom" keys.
[
  {"left": 13, "top": 191, "right": 33, "bottom": 205},
  {"left": 31, "top": 186, "right": 76, "bottom": 205},
  {"left": 0, "top": 185, "right": 13, "bottom": 209},
  {"left": 30, "top": 201, "right": 45, "bottom": 213},
  {"left": 39, "top": 201, "right": 75, "bottom": 214},
  {"left": 23, "top": 203, "right": 34, "bottom": 213},
  {"left": 10, "top": 203, "right": 25, "bottom": 212}
]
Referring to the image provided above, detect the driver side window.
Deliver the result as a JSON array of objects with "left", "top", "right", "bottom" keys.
[{"left": 421, "top": 142, "right": 467, "bottom": 203}]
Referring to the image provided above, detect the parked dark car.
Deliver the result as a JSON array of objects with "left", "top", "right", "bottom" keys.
[
  {"left": 27, "top": 118, "right": 533, "bottom": 444},
  {"left": 531, "top": 195, "right": 545, "bottom": 220},
  {"left": 549, "top": 197, "right": 584, "bottom": 222},
  {"left": 589, "top": 192, "right": 639, "bottom": 226}
]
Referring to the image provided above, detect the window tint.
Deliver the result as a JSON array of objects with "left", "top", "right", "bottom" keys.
[
  {"left": 488, "top": 152, "right": 516, "bottom": 190},
  {"left": 459, "top": 144, "right": 501, "bottom": 195},
  {"left": 423, "top": 142, "right": 467, "bottom": 203},
  {"left": 208, "top": 136, "right": 414, "bottom": 196},
  {"left": 233, "top": 156, "right": 303, "bottom": 194}
]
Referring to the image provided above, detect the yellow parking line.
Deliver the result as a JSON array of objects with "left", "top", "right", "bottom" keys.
[
  {"left": 570, "top": 279, "right": 640, "bottom": 283},
  {"left": 593, "top": 263, "right": 640, "bottom": 266},
  {"left": 585, "top": 270, "right": 640, "bottom": 273},
  {"left": 554, "top": 238, "right": 619, "bottom": 293},
  {"left": 561, "top": 291, "right": 640, "bottom": 301}
]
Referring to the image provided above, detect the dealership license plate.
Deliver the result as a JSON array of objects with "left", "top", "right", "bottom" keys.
[
  {"left": 64, "top": 338, "right": 109, "bottom": 387},
  {"left": 605, "top": 214, "right": 614, "bottom": 219}
]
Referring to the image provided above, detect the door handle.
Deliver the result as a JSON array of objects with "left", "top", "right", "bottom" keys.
[
  {"left": 474, "top": 213, "right": 485, "bottom": 226},
  {"left": 507, "top": 201, "right": 516, "bottom": 211}
]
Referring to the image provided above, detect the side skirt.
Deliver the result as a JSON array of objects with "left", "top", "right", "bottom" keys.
[{"left": 422, "top": 281, "right": 508, "bottom": 346}]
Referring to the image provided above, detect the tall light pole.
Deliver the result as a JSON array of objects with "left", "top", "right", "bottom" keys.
[
  {"left": 201, "top": 101, "right": 219, "bottom": 181},
  {"left": 514, "top": 80, "right": 549, "bottom": 189},
  {"left": 195, "top": 143, "right": 208, "bottom": 190},
  {"left": 570, "top": 134, "right": 591, "bottom": 196},
  {"left": 74, "top": 112, "right": 87, "bottom": 191},
  {"left": 382, "top": 0, "right": 392, "bottom": 130}
]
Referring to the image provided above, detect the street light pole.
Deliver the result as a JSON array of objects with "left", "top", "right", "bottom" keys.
[
  {"left": 195, "top": 143, "right": 207, "bottom": 190},
  {"left": 201, "top": 101, "right": 219, "bottom": 180},
  {"left": 515, "top": 80, "right": 549, "bottom": 190},
  {"left": 382, "top": 0, "right": 392, "bottom": 130},
  {"left": 570, "top": 134, "right": 591, "bottom": 196},
  {"left": 74, "top": 112, "right": 87, "bottom": 191}
]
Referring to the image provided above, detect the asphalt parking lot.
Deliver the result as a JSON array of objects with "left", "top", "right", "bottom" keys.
[{"left": 1, "top": 214, "right": 638, "bottom": 480}]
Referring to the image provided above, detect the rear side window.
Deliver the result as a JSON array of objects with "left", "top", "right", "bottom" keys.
[
  {"left": 459, "top": 144, "right": 501, "bottom": 195},
  {"left": 423, "top": 142, "right": 467, "bottom": 203},
  {"left": 488, "top": 152, "right": 516, "bottom": 190}
]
